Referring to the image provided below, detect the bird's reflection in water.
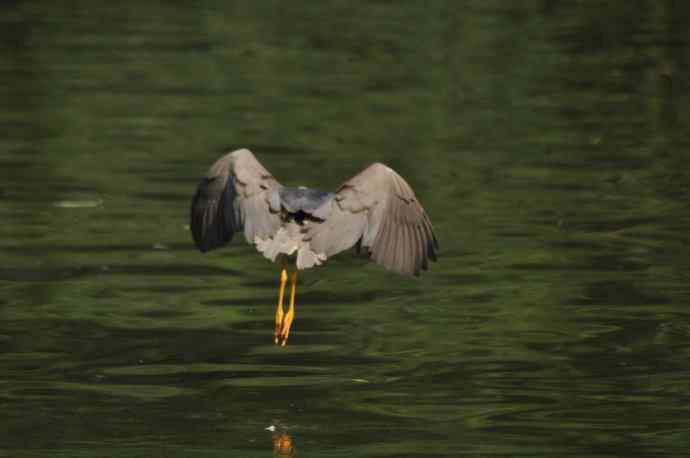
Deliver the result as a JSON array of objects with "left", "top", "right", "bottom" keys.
[{"left": 271, "top": 431, "right": 295, "bottom": 456}]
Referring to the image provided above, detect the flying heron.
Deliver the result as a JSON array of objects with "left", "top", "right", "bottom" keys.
[{"left": 190, "top": 149, "right": 438, "bottom": 345}]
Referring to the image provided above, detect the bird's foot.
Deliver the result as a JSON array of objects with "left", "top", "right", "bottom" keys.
[
  {"left": 274, "top": 268, "right": 288, "bottom": 344},
  {"left": 275, "top": 271, "right": 297, "bottom": 346},
  {"left": 275, "top": 310, "right": 294, "bottom": 346},
  {"left": 274, "top": 321, "right": 284, "bottom": 345}
]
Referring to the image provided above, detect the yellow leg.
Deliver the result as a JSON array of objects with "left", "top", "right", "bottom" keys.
[
  {"left": 278, "top": 271, "right": 298, "bottom": 346},
  {"left": 274, "top": 267, "right": 288, "bottom": 344}
]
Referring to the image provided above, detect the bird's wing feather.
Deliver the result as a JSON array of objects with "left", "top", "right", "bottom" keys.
[
  {"left": 308, "top": 163, "right": 438, "bottom": 276},
  {"left": 190, "top": 149, "right": 282, "bottom": 251}
]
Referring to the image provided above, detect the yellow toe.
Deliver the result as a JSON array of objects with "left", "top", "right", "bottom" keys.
[{"left": 274, "top": 267, "right": 288, "bottom": 344}]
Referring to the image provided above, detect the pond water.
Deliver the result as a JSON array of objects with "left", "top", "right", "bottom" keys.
[{"left": 2, "top": 1, "right": 690, "bottom": 456}]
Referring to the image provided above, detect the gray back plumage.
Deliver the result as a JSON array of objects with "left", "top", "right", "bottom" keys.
[{"left": 279, "top": 187, "right": 335, "bottom": 220}]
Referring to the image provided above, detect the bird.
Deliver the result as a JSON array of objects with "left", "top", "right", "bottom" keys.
[{"left": 190, "top": 149, "right": 438, "bottom": 346}]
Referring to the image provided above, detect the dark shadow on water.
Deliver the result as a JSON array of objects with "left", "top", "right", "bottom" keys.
[
  {"left": 0, "top": 242, "right": 200, "bottom": 254},
  {"left": 437, "top": 273, "right": 487, "bottom": 285},
  {"left": 133, "top": 191, "right": 188, "bottom": 201},
  {"left": 511, "top": 252, "right": 648, "bottom": 273},
  {"left": 203, "top": 288, "right": 417, "bottom": 307},
  {"left": 547, "top": 239, "right": 608, "bottom": 250},
  {"left": 586, "top": 254, "right": 648, "bottom": 272},
  {"left": 567, "top": 280, "right": 671, "bottom": 306},
  {"left": 569, "top": 216, "right": 663, "bottom": 233},
  {"left": 126, "top": 284, "right": 209, "bottom": 294},
  {"left": 531, "top": 156, "right": 651, "bottom": 171},
  {"left": 461, "top": 291, "right": 499, "bottom": 304},
  {"left": 0, "top": 159, "right": 35, "bottom": 170},
  {"left": 493, "top": 229, "right": 539, "bottom": 238},
  {"left": 0, "top": 263, "right": 242, "bottom": 282},
  {"left": 136, "top": 308, "right": 194, "bottom": 319}
]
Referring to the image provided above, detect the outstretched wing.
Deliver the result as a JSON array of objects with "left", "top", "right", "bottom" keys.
[
  {"left": 190, "top": 148, "right": 282, "bottom": 252},
  {"left": 307, "top": 163, "right": 438, "bottom": 276}
]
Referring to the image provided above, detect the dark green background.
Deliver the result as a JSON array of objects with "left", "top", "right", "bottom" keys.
[{"left": 2, "top": 1, "right": 690, "bottom": 456}]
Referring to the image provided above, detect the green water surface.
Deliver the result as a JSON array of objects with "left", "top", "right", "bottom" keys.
[{"left": 2, "top": 1, "right": 690, "bottom": 457}]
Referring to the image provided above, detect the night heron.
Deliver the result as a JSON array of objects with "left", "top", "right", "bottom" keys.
[{"left": 190, "top": 149, "right": 438, "bottom": 345}]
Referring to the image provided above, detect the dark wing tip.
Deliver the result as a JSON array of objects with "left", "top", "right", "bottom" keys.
[
  {"left": 190, "top": 178, "right": 234, "bottom": 252},
  {"left": 428, "top": 230, "right": 439, "bottom": 262}
]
